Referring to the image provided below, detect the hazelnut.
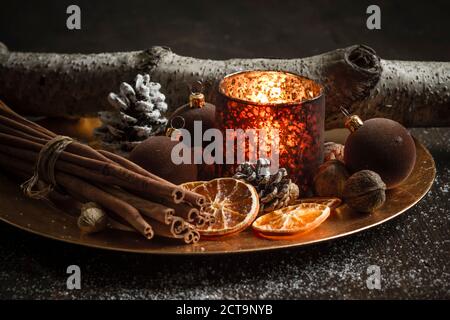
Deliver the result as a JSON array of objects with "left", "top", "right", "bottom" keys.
[
  {"left": 313, "top": 160, "right": 349, "bottom": 197},
  {"left": 343, "top": 170, "right": 386, "bottom": 212},
  {"left": 78, "top": 202, "right": 108, "bottom": 234}
]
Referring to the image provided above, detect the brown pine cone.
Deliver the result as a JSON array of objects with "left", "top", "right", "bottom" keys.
[{"left": 233, "top": 158, "right": 300, "bottom": 213}]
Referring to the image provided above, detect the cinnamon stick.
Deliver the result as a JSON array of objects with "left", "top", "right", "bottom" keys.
[
  {"left": 0, "top": 133, "right": 208, "bottom": 227},
  {"left": 0, "top": 152, "right": 154, "bottom": 239},
  {"left": 0, "top": 143, "right": 203, "bottom": 219},
  {"left": 98, "top": 149, "right": 206, "bottom": 207},
  {"left": 0, "top": 106, "right": 114, "bottom": 163},
  {"left": 107, "top": 185, "right": 205, "bottom": 228},
  {"left": 0, "top": 103, "right": 54, "bottom": 139},
  {"left": 0, "top": 131, "right": 196, "bottom": 205},
  {"left": 0, "top": 102, "right": 207, "bottom": 242},
  {"left": 102, "top": 185, "right": 175, "bottom": 225},
  {"left": 0, "top": 113, "right": 206, "bottom": 207},
  {"left": 0, "top": 123, "right": 49, "bottom": 145},
  {"left": 106, "top": 209, "right": 199, "bottom": 244},
  {"left": 57, "top": 173, "right": 154, "bottom": 239},
  {"left": 99, "top": 149, "right": 166, "bottom": 182},
  {"left": 0, "top": 115, "right": 52, "bottom": 142},
  {"left": 150, "top": 216, "right": 200, "bottom": 244}
]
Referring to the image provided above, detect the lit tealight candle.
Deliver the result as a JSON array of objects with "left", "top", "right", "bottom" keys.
[{"left": 218, "top": 70, "right": 325, "bottom": 194}]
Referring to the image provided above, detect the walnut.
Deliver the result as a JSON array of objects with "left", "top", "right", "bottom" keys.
[{"left": 343, "top": 170, "right": 386, "bottom": 212}]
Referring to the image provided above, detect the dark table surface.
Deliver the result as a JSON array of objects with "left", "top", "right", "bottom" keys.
[{"left": 0, "top": 0, "right": 449, "bottom": 299}]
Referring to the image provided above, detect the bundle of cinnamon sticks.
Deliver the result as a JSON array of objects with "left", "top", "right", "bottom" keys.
[{"left": 0, "top": 100, "right": 208, "bottom": 244}]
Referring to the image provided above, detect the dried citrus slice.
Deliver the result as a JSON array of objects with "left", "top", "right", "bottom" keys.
[
  {"left": 192, "top": 178, "right": 259, "bottom": 236},
  {"left": 180, "top": 181, "right": 206, "bottom": 191},
  {"left": 252, "top": 203, "right": 330, "bottom": 236}
]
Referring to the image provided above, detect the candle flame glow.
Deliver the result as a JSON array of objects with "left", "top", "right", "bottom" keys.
[{"left": 220, "top": 71, "right": 322, "bottom": 105}]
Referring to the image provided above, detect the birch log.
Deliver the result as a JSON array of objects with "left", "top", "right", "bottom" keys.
[{"left": 0, "top": 42, "right": 448, "bottom": 129}]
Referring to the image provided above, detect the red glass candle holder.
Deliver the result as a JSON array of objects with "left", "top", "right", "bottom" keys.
[{"left": 218, "top": 70, "right": 325, "bottom": 194}]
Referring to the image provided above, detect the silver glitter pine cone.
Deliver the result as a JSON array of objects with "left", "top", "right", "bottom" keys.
[{"left": 95, "top": 74, "right": 168, "bottom": 154}]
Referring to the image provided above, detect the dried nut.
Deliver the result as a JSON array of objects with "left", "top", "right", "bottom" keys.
[
  {"left": 343, "top": 170, "right": 386, "bottom": 212},
  {"left": 324, "top": 142, "right": 345, "bottom": 162},
  {"left": 313, "top": 160, "right": 349, "bottom": 197},
  {"left": 77, "top": 202, "right": 108, "bottom": 234}
]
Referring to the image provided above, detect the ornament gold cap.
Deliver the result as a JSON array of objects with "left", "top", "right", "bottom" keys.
[
  {"left": 189, "top": 92, "right": 206, "bottom": 108},
  {"left": 165, "top": 127, "right": 182, "bottom": 140},
  {"left": 345, "top": 115, "right": 364, "bottom": 133}
]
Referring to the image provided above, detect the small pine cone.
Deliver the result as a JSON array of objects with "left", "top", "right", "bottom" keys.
[
  {"left": 95, "top": 74, "right": 168, "bottom": 155},
  {"left": 261, "top": 180, "right": 300, "bottom": 213},
  {"left": 233, "top": 158, "right": 300, "bottom": 213}
]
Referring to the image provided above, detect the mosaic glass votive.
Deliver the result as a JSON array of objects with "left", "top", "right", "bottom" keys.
[{"left": 218, "top": 70, "right": 325, "bottom": 194}]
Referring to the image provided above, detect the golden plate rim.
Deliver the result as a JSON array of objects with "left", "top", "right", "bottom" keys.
[{"left": 0, "top": 133, "right": 436, "bottom": 255}]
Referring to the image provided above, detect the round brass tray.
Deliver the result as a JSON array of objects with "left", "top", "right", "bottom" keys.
[{"left": 0, "top": 129, "right": 435, "bottom": 255}]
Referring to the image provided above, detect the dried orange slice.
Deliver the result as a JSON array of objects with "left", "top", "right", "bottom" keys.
[
  {"left": 192, "top": 178, "right": 259, "bottom": 236},
  {"left": 180, "top": 181, "right": 206, "bottom": 191},
  {"left": 252, "top": 203, "right": 330, "bottom": 237}
]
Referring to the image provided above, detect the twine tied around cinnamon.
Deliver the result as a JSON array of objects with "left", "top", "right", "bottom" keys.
[{"left": 21, "top": 135, "right": 74, "bottom": 199}]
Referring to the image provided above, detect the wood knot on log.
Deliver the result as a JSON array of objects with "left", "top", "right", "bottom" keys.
[{"left": 346, "top": 45, "right": 381, "bottom": 73}]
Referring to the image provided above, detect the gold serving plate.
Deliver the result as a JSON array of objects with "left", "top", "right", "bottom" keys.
[{"left": 0, "top": 127, "right": 435, "bottom": 255}]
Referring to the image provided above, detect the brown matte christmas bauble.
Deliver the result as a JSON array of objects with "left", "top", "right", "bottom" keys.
[
  {"left": 129, "top": 136, "right": 198, "bottom": 185},
  {"left": 166, "top": 93, "right": 218, "bottom": 180},
  {"left": 168, "top": 102, "right": 217, "bottom": 140},
  {"left": 344, "top": 118, "right": 416, "bottom": 189}
]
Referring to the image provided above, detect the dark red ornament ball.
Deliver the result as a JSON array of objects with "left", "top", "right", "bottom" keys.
[
  {"left": 344, "top": 118, "right": 416, "bottom": 189},
  {"left": 168, "top": 103, "right": 217, "bottom": 140},
  {"left": 129, "top": 136, "right": 198, "bottom": 185}
]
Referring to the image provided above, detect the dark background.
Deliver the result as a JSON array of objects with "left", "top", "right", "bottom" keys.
[
  {"left": 0, "top": 0, "right": 449, "bottom": 299},
  {"left": 1, "top": 0, "right": 449, "bottom": 60}
]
